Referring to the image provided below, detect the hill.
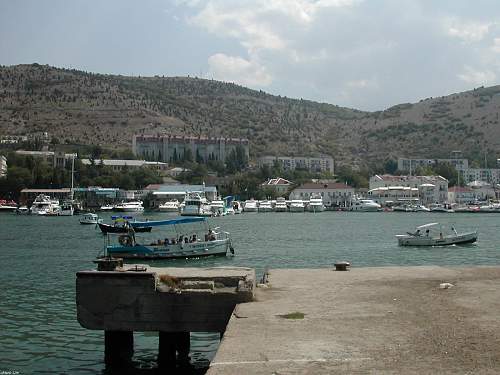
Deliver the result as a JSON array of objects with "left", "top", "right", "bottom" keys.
[{"left": 1, "top": 64, "right": 500, "bottom": 167}]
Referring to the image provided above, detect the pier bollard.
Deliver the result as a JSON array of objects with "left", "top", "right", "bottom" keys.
[
  {"left": 104, "top": 330, "right": 134, "bottom": 367},
  {"left": 158, "top": 331, "right": 191, "bottom": 370},
  {"left": 334, "top": 261, "right": 351, "bottom": 271}
]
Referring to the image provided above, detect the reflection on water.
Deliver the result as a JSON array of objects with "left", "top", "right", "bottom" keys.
[{"left": 0, "top": 212, "right": 499, "bottom": 373}]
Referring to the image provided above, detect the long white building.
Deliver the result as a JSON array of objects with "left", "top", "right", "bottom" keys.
[
  {"left": 289, "top": 182, "right": 354, "bottom": 207},
  {"left": 259, "top": 156, "right": 334, "bottom": 173},
  {"left": 459, "top": 168, "right": 500, "bottom": 185},
  {"left": 397, "top": 158, "right": 468, "bottom": 172},
  {"left": 369, "top": 174, "right": 449, "bottom": 204}
]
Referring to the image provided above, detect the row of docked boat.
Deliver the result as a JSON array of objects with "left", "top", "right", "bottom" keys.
[
  {"left": 243, "top": 196, "right": 327, "bottom": 213},
  {"left": 14, "top": 194, "right": 76, "bottom": 216}
]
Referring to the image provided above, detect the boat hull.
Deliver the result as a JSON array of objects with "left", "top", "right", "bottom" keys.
[
  {"left": 397, "top": 232, "right": 478, "bottom": 246},
  {"left": 106, "top": 239, "right": 230, "bottom": 259},
  {"left": 98, "top": 223, "right": 152, "bottom": 234}
]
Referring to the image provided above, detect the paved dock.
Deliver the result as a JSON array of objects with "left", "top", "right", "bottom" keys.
[{"left": 209, "top": 266, "right": 500, "bottom": 374}]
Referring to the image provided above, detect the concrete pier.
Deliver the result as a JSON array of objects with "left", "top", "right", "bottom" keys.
[
  {"left": 76, "top": 265, "right": 255, "bottom": 369},
  {"left": 208, "top": 266, "right": 500, "bottom": 374}
]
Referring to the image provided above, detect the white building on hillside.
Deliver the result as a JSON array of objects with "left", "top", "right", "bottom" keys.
[
  {"left": 259, "top": 156, "right": 334, "bottom": 173},
  {"left": 289, "top": 182, "right": 354, "bottom": 207},
  {"left": 81, "top": 159, "right": 168, "bottom": 172},
  {"left": 370, "top": 174, "right": 448, "bottom": 204},
  {"left": 459, "top": 168, "right": 500, "bottom": 185},
  {"left": 398, "top": 158, "right": 468, "bottom": 172}
]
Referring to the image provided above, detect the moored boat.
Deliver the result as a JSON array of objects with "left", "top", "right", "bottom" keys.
[
  {"left": 396, "top": 222, "right": 477, "bottom": 246},
  {"left": 275, "top": 197, "right": 288, "bottom": 212},
  {"left": 31, "top": 194, "right": 60, "bottom": 216},
  {"left": 113, "top": 201, "right": 145, "bottom": 212},
  {"left": 103, "top": 217, "right": 234, "bottom": 260},
  {"left": 289, "top": 199, "right": 305, "bottom": 212},
  {"left": 308, "top": 194, "right": 325, "bottom": 213},
  {"left": 158, "top": 200, "right": 180, "bottom": 213},
  {"left": 258, "top": 200, "right": 273, "bottom": 213},
  {"left": 180, "top": 192, "right": 213, "bottom": 217},
  {"left": 243, "top": 199, "right": 258, "bottom": 212},
  {"left": 80, "top": 213, "right": 102, "bottom": 225}
]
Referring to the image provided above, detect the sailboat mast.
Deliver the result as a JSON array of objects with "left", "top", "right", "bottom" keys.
[{"left": 70, "top": 155, "right": 75, "bottom": 200}]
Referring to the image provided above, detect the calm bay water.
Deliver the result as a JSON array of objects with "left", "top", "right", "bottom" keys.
[{"left": 1, "top": 211, "right": 499, "bottom": 373}]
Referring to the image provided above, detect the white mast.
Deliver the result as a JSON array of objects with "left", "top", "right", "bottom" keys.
[{"left": 70, "top": 155, "right": 75, "bottom": 201}]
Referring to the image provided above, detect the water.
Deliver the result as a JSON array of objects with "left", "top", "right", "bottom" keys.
[{"left": 1, "top": 211, "right": 499, "bottom": 373}]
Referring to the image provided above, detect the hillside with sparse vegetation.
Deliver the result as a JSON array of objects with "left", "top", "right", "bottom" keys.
[{"left": 1, "top": 63, "right": 500, "bottom": 168}]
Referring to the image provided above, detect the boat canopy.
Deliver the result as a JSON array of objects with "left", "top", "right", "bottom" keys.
[
  {"left": 416, "top": 222, "right": 440, "bottom": 230},
  {"left": 131, "top": 216, "right": 206, "bottom": 228},
  {"left": 112, "top": 215, "right": 133, "bottom": 220}
]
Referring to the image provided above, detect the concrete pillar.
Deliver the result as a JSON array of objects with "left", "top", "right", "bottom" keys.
[
  {"left": 104, "top": 330, "right": 134, "bottom": 367},
  {"left": 158, "top": 331, "right": 191, "bottom": 370}
]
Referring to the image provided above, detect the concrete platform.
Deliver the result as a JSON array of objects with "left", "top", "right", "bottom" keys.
[
  {"left": 76, "top": 266, "right": 255, "bottom": 332},
  {"left": 209, "top": 266, "right": 500, "bottom": 374}
]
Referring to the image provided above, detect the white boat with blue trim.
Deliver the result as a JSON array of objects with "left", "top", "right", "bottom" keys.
[{"left": 103, "top": 217, "right": 234, "bottom": 260}]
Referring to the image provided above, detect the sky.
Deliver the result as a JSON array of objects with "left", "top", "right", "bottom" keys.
[{"left": 1, "top": 0, "right": 500, "bottom": 111}]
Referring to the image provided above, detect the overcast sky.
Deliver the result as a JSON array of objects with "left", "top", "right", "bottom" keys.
[{"left": 1, "top": 0, "right": 500, "bottom": 111}]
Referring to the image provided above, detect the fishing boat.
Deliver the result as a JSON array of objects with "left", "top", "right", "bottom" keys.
[
  {"left": 103, "top": 217, "right": 234, "bottom": 260},
  {"left": 98, "top": 216, "right": 153, "bottom": 234},
  {"left": 80, "top": 213, "right": 102, "bottom": 225},
  {"left": 396, "top": 222, "right": 478, "bottom": 246}
]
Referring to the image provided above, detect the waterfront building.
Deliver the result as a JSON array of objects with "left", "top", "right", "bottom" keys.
[
  {"left": 289, "top": 182, "right": 354, "bottom": 208},
  {"left": 261, "top": 178, "right": 293, "bottom": 197},
  {"left": 0, "top": 155, "right": 6, "bottom": 178},
  {"left": 466, "top": 180, "right": 496, "bottom": 201},
  {"left": 81, "top": 159, "right": 169, "bottom": 172},
  {"left": 132, "top": 134, "right": 249, "bottom": 164},
  {"left": 144, "top": 184, "right": 218, "bottom": 209},
  {"left": 397, "top": 157, "right": 468, "bottom": 172},
  {"left": 369, "top": 174, "right": 448, "bottom": 204},
  {"left": 459, "top": 168, "right": 500, "bottom": 185},
  {"left": 15, "top": 150, "right": 77, "bottom": 169},
  {"left": 258, "top": 155, "right": 334, "bottom": 174},
  {"left": 367, "top": 186, "right": 420, "bottom": 206},
  {"left": 447, "top": 186, "right": 476, "bottom": 204}
]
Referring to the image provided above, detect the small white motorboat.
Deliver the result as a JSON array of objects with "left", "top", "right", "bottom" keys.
[
  {"left": 79, "top": 213, "right": 102, "bottom": 225},
  {"left": 396, "top": 222, "right": 477, "bottom": 246}
]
